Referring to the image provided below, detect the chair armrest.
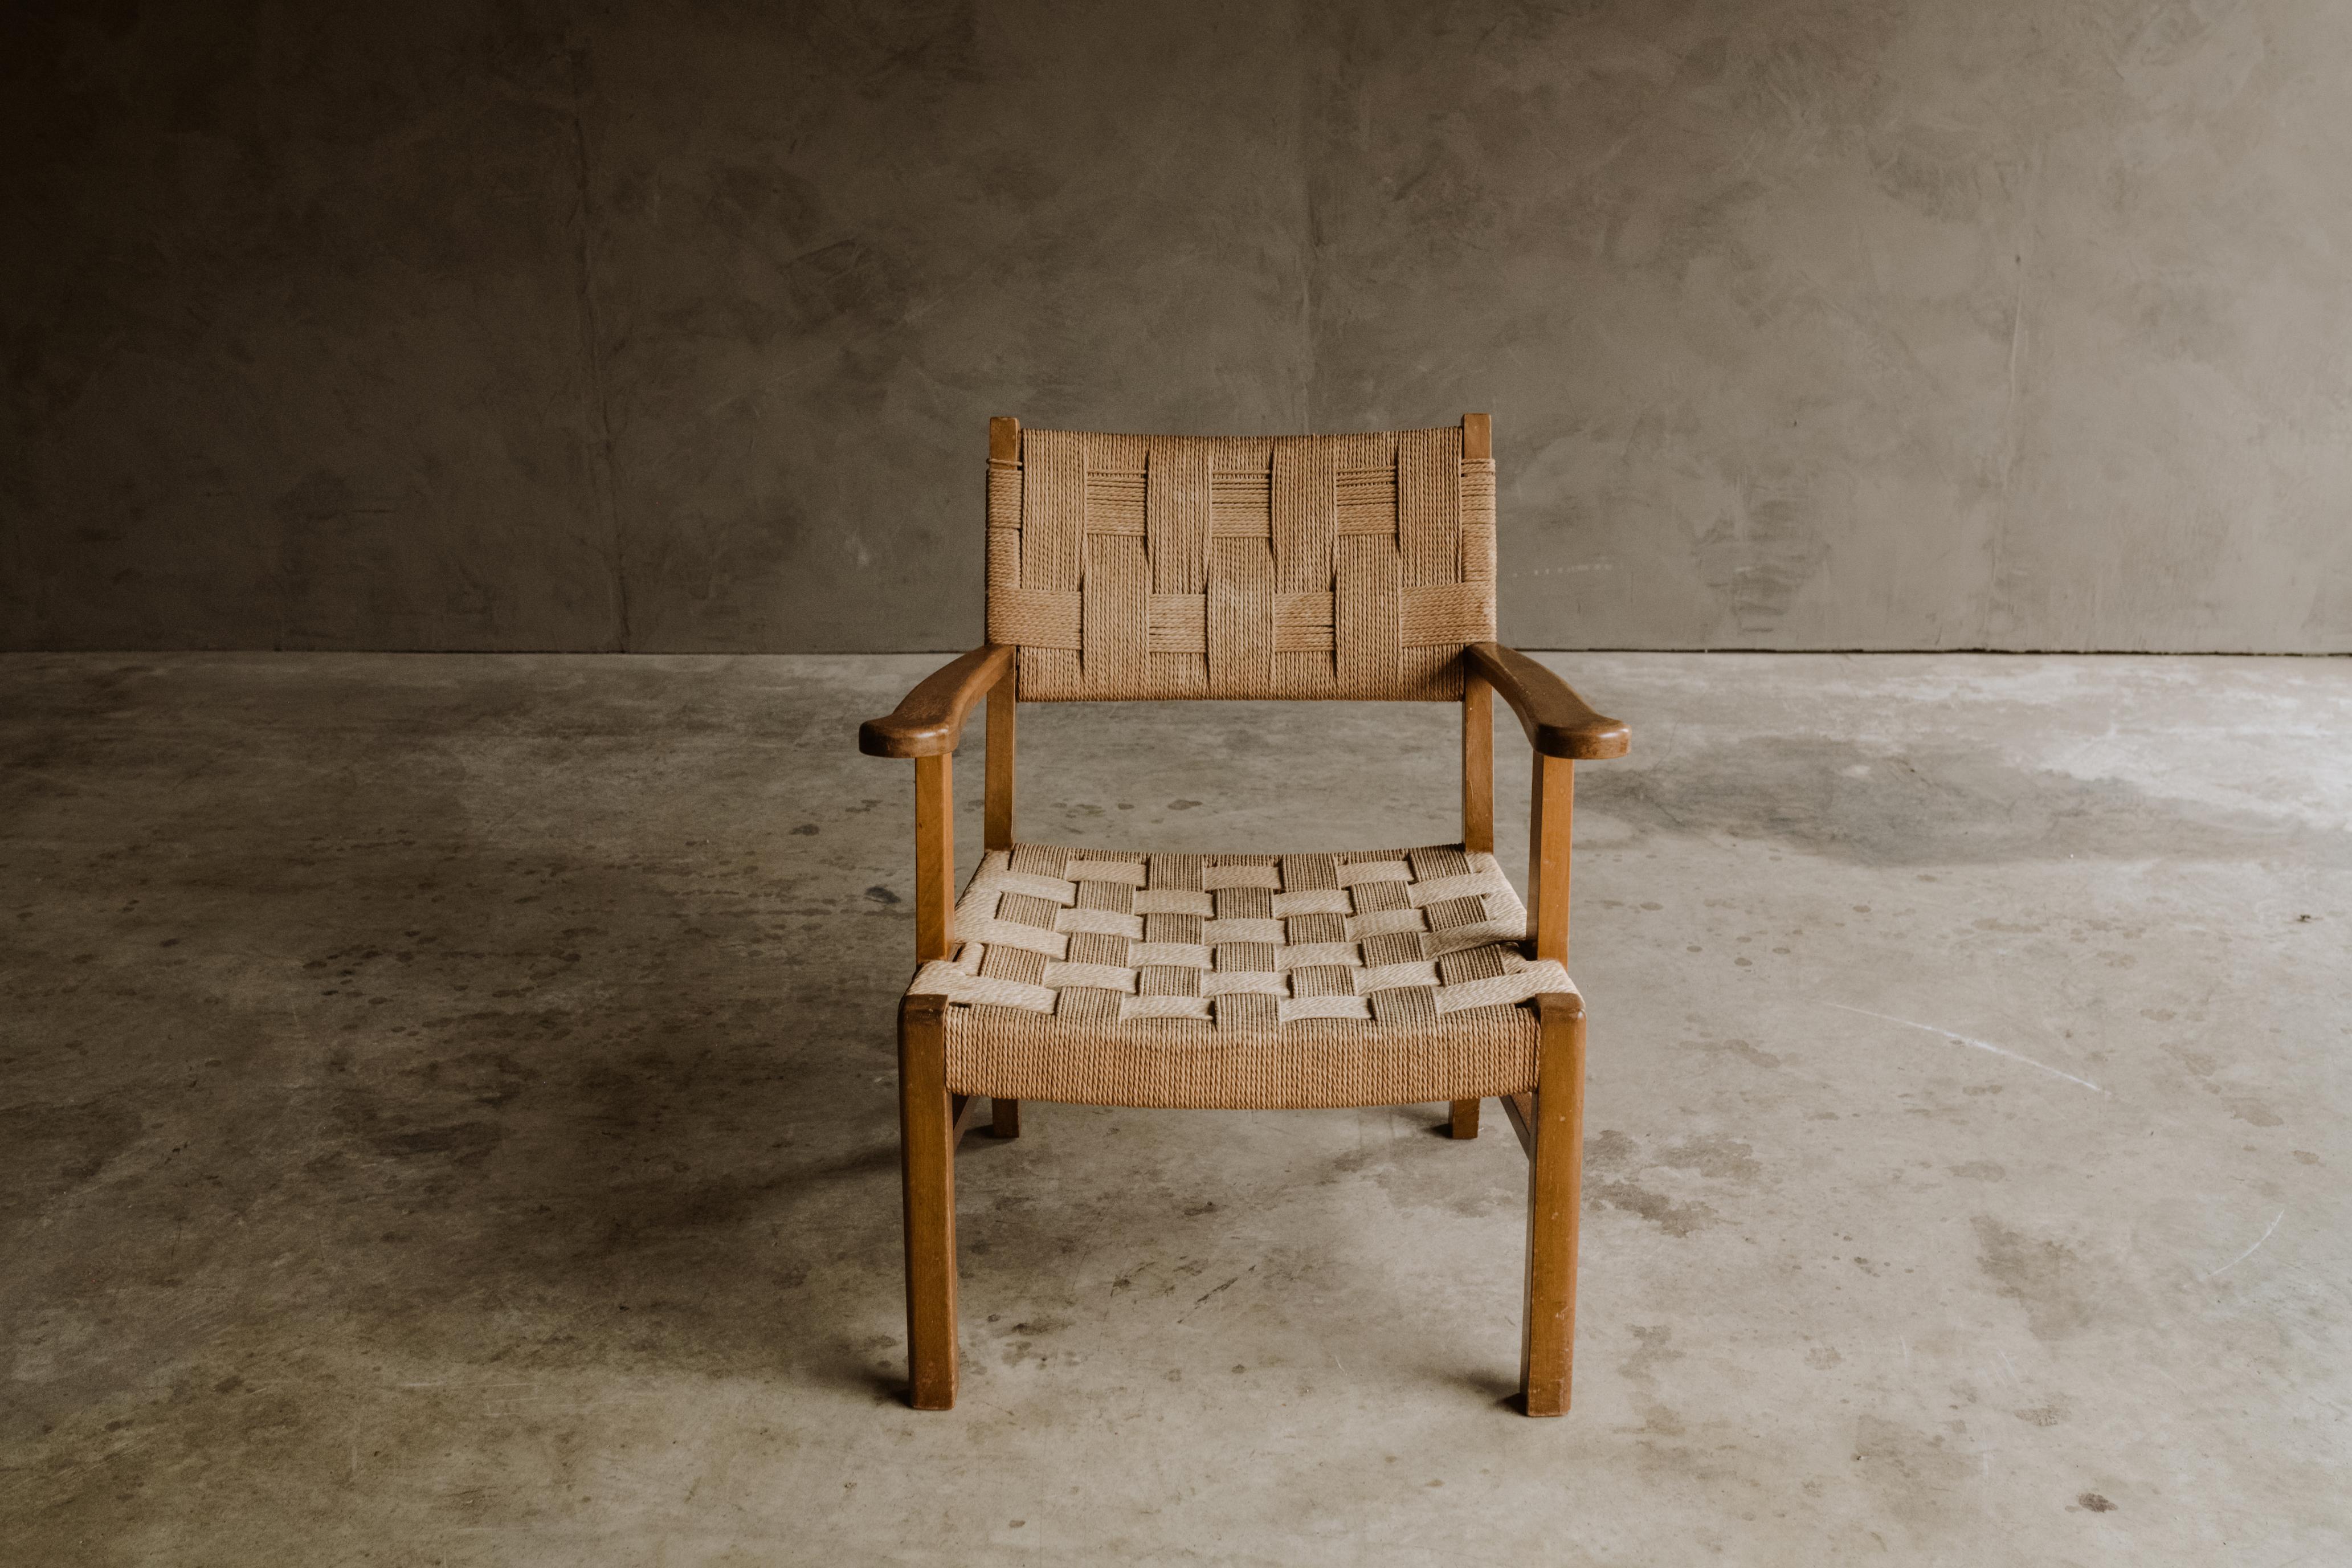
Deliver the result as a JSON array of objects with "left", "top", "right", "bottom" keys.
[
  {"left": 1464, "top": 643, "right": 1630, "bottom": 760},
  {"left": 858, "top": 645, "right": 1016, "bottom": 758}
]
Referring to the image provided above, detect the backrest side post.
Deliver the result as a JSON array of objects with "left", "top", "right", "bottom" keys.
[
  {"left": 988, "top": 416, "right": 1020, "bottom": 464},
  {"left": 1462, "top": 411, "right": 1491, "bottom": 463},
  {"left": 1459, "top": 414, "right": 1496, "bottom": 853},
  {"left": 1459, "top": 413, "right": 1496, "bottom": 851},
  {"left": 984, "top": 416, "right": 1021, "bottom": 847}
]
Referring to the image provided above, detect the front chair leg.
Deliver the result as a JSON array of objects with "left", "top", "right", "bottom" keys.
[
  {"left": 1521, "top": 993, "right": 1587, "bottom": 1416},
  {"left": 899, "top": 995, "right": 958, "bottom": 1410}
]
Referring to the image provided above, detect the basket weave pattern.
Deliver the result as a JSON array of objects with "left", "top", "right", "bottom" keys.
[
  {"left": 987, "top": 428, "right": 1496, "bottom": 701},
  {"left": 909, "top": 842, "right": 1574, "bottom": 1109}
]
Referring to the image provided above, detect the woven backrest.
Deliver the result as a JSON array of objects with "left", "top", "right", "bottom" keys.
[{"left": 985, "top": 424, "right": 1496, "bottom": 701}]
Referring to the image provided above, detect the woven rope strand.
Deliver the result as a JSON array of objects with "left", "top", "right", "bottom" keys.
[
  {"left": 908, "top": 839, "right": 1574, "bottom": 1109},
  {"left": 1000, "top": 427, "right": 1491, "bottom": 701}
]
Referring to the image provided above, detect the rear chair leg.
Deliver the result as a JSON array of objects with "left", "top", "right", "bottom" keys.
[
  {"left": 992, "top": 1097, "right": 1021, "bottom": 1138},
  {"left": 1521, "top": 994, "right": 1587, "bottom": 1416},
  {"left": 899, "top": 996, "right": 958, "bottom": 1410},
  {"left": 1449, "top": 1098, "right": 1481, "bottom": 1139}
]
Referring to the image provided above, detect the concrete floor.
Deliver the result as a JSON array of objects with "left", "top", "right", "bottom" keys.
[{"left": 2, "top": 652, "right": 2347, "bottom": 1565}]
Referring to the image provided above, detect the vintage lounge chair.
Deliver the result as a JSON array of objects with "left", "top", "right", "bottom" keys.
[{"left": 859, "top": 415, "right": 1628, "bottom": 1415}]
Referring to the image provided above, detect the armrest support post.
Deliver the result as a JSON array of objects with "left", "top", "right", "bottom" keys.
[
  {"left": 1463, "top": 675, "right": 1494, "bottom": 854},
  {"left": 865, "top": 648, "right": 1015, "bottom": 965},
  {"left": 985, "top": 669, "right": 1015, "bottom": 850},
  {"left": 1529, "top": 753, "right": 1573, "bottom": 963},
  {"left": 914, "top": 754, "right": 954, "bottom": 963}
]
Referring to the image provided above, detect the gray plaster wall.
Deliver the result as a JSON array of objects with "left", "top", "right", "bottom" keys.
[{"left": 7, "top": 1, "right": 2350, "bottom": 654}]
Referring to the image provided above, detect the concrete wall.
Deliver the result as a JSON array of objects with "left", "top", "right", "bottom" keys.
[{"left": 7, "top": 1, "right": 2350, "bottom": 654}]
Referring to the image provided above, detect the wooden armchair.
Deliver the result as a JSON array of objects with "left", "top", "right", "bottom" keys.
[{"left": 859, "top": 415, "right": 1628, "bottom": 1415}]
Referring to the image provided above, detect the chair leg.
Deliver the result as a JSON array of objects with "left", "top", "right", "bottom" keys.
[
  {"left": 1449, "top": 1098, "right": 1480, "bottom": 1139},
  {"left": 899, "top": 996, "right": 958, "bottom": 1410},
  {"left": 991, "top": 1097, "right": 1021, "bottom": 1139},
  {"left": 1521, "top": 994, "right": 1587, "bottom": 1416}
]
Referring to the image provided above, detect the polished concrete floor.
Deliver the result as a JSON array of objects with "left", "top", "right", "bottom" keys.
[{"left": 2, "top": 652, "right": 2347, "bottom": 1566}]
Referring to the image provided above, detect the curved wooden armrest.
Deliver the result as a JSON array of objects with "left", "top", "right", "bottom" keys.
[
  {"left": 859, "top": 645, "right": 1016, "bottom": 758},
  {"left": 1464, "top": 643, "right": 1630, "bottom": 760}
]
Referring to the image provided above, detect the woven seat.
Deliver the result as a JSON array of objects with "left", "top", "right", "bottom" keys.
[
  {"left": 910, "top": 842, "right": 1573, "bottom": 1109},
  {"left": 860, "top": 414, "right": 1629, "bottom": 1416}
]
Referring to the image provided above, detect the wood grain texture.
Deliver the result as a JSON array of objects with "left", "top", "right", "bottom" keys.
[
  {"left": 1461, "top": 411, "right": 1492, "bottom": 462},
  {"left": 860, "top": 644, "right": 1016, "bottom": 757},
  {"left": 1464, "top": 643, "right": 1629, "bottom": 760},
  {"left": 914, "top": 754, "right": 954, "bottom": 963},
  {"left": 1521, "top": 991, "right": 1586, "bottom": 1416},
  {"left": 900, "top": 994, "right": 958, "bottom": 1410},
  {"left": 989, "top": 415, "right": 1020, "bottom": 464},
  {"left": 985, "top": 669, "right": 1015, "bottom": 850},
  {"left": 1462, "top": 673, "right": 1493, "bottom": 854},
  {"left": 1529, "top": 753, "right": 1573, "bottom": 965}
]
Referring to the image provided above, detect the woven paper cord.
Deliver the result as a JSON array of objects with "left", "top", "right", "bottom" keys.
[
  {"left": 991, "top": 427, "right": 1495, "bottom": 702},
  {"left": 908, "top": 842, "right": 1577, "bottom": 1110}
]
